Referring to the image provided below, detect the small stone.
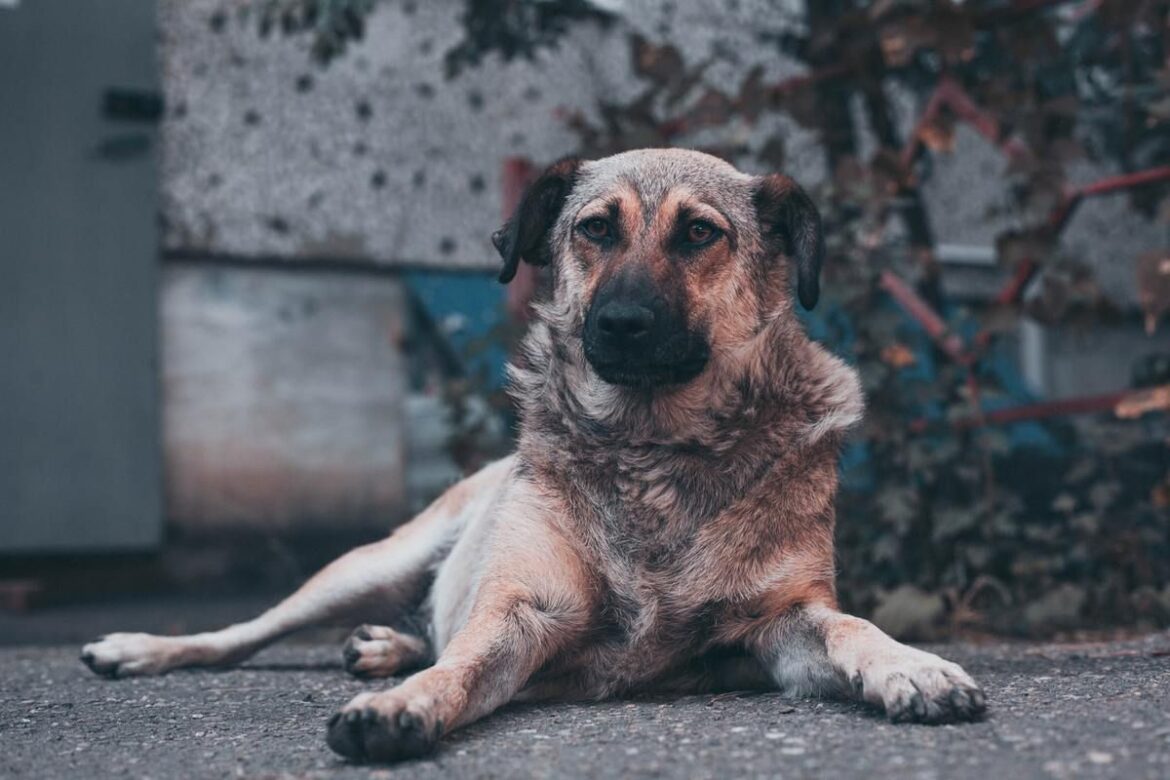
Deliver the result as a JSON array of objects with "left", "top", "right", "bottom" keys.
[
  {"left": 1087, "top": 751, "right": 1113, "bottom": 764},
  {"left": 872, "top": 585, "right": 945, "bottom": 640}
]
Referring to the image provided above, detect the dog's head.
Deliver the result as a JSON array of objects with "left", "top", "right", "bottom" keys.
[{"left": 493, "top": 149, "right": 823, "bottom": 389}]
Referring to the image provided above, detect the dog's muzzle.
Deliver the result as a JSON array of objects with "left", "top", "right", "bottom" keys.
[{"left": 583, "top": 275, "right": 709, "bottom": 388}]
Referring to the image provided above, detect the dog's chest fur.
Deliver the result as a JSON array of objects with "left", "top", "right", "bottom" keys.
[
  {"left": 508, "top": 313, "right": 860, "bottom": 696},
  {"left": 557, "top": 427, "right": 787, "bottom": 564},
  {"left": 523, "top": 396, "right": 841, "bottom": 695}
]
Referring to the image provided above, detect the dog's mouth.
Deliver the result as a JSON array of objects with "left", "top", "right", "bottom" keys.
[{"left": 585, "top": 351, "right": 710, "bottom": 389}]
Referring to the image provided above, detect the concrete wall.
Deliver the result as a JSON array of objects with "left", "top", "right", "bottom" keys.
[
  {"left": 920, "top": 124, "right": 1163, "bottom": 307},
  {"left": 152, "top": 0, "right": 820, "bottom": 533},
  {"left": 162, "top": 265, "right": 408, "bottom": 534},
  {"left": 158, "top": 0, "right": 1163, "bottom": 308},
  {"left": 152, "top": 0, "right": 1165, "bottom": 535},
  {"left": 157, "top": 0, "right": 818, "bottom": 270}
]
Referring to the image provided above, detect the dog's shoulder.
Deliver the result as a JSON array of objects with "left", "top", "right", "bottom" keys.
[{"left": 796, "top": 342, "right": 865, "bottom": 446}]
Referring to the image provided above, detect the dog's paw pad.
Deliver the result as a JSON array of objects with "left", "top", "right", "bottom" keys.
[{"left": 326, "top": 698, "right": 440, "bottom": 763}]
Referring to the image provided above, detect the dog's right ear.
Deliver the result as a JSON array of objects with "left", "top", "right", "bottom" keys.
[
  {"left": 753, "top": 173, "right": 824, "bottom": 310},
  {"left": 493, "top": 157, "right": 582, "bottom": 284}
]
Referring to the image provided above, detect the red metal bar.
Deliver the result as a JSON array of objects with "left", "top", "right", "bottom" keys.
[
  {"left": 973, "top": 166, "right": 1170, "bottom": 352},
  {"left": 879, "top": 270, "right": 974, "bottom": 365},
  {"left": 971, "top": 258, "right": 1041, "bottom": 352},
  {"left": 900, "top": 76, "right": 1030, "bottom": 171},
  {"left": 1048, "top": 166, "right": 1170, "bottom": 232},
  {"left": 1079, "top": 165, "right": 1170, "bottom": 197},
  {"left": 914, "top": 390, "right": 1131, "bottom": 432},
  {"left": 935, "top": 77, "right": 1000, "bottom": 148},
  {"left": 1046, "top": 193, "right": 1081, "bottom": 233},
  {"left": 994, "top": 258, "right": 1040, "bottom": 306},
  {"left": 900, "top": 81, "right": 946, "bottom": 170}
]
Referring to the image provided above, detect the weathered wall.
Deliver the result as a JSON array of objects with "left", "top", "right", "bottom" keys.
[
  {"left": 154, "top": 0, "right": 820, "bottom": 533},
  {"left": 162, "top": 265, "right": 408, "bottom": 534},
  {"left": 153, "top": 0, "right": 1164, "bottom": 535},
  {"left": 157, "top": 0, "right": 818, "bottom": 269},
  {"left": 920, "top": 124, "right": 1161, "bottom": 306},
  {"left": 158, "top": 0, "right": 1161, "bottom": 307}
]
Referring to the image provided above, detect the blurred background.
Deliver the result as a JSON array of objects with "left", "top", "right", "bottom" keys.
[{"left": 1, "top": 0, "right": 1168, "bottom": 643}]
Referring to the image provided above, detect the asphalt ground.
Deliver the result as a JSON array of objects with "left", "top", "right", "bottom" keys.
[{"left": 1, "top": 600, "right": 1168, "bottom": 779}]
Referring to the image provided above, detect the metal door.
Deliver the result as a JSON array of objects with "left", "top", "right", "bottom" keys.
[{"left": 0, "top": 0, "right": 162, "bottom": 551}]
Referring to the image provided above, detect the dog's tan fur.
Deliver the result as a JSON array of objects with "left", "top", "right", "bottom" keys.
[{"left": 81, "top": 149, "right": 985, "bottom": 763}]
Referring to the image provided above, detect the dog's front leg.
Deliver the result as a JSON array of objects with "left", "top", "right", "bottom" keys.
[
  {"left": 754, "top": 604, "right": 986, "bottom": 724},
  {"left": 326, "top": 579, "right": 586, "bottom": 763},
  {"left": 327, "top": 499, "right": 591, "bottom": 763}
]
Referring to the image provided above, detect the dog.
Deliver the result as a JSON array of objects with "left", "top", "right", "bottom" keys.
[{"left": 81, "top": 148, "right": 986, "bottom": 763}]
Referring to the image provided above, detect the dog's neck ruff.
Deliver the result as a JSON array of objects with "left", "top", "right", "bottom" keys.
[{"left": 508, "top": 308, "right": 863, "bottom": 456}]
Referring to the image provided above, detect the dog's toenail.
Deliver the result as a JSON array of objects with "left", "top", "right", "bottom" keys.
[{"left": 398, "top": 711, "right": 422, "bottom": 733}]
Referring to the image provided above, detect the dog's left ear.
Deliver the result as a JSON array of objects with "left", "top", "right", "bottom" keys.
[
  {"left": 493, "top": 157, "right": 583, "bottom": 284},
  {"left": 753, "top": 174, "right": 824, "bottom": 310}
]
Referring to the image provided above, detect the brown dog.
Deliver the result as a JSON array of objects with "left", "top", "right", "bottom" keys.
[{"left": 81, "top": 149, "right": 986, "bottom": 762}]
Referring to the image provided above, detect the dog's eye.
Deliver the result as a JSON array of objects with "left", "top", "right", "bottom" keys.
[
  {"left": 686, "top": 221, "right": 718, "bottom": 245},
  {"left": 580, "top": 218, "right": 611, "bottom": 241}
]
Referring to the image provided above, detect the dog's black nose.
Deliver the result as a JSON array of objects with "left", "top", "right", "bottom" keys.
[{"left": 597, "top": 302, "right": 655, "bottom": 343}]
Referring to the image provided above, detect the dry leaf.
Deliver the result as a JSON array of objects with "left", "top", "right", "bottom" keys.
[
  {"left": 1152, "top": 474, "right": 1170, "bottom": 509},
  {"left": 881, "top": 342, "right": 917, "bottom": 368},
  {"left": 1114, "top": 385, "right": 1170, "bottom": 420},
  {"left": 1136, "top": 251, "right": 1170, "bottom": 335},
  {"left": 918, "top": 112, "right": 957, "bottom": 153}
]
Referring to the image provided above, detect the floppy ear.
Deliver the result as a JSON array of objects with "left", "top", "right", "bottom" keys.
[
  {"left": 493, "top": 157, "right": 583, "bottom": 284},
  {"left": 752, "top": 174, "right": 825, "bottom": 310}
]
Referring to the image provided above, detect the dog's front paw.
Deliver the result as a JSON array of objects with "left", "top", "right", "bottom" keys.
[
  {"left": 854, "top": 647, "right": 986, "bottom": 724},
  {"left": 342, "top": 625, "right": 427, "bottom": 679},
  {"left": 80, "top": 633, "right": 182, "bottom": 678},
  {"left": 327, "top": 690, "right": 442, "bottom": 763}
]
